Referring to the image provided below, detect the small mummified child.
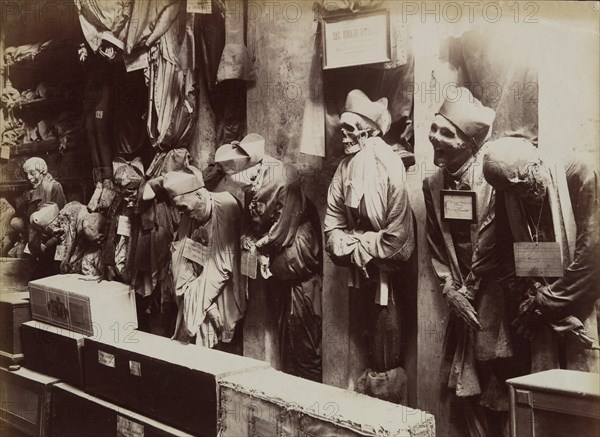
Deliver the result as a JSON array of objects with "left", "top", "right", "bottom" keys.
[{"left": 46, "top": 201, "right": 106, "bottom": 276}]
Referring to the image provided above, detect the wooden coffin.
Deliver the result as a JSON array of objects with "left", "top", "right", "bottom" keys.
[
  {"left": 0, "top": 366, "right": 59, "bottom": 437},
  {"left": 83, "top": 330, "right": 270, "bottom": 436},
  {"left": 21, "top": 320, "right": 85, "bottom": 388},
  {"left": 0, "top": 291, "right": 31, "bottom": 366},
  {"left": 219, "top": 368, "right": 436, "bottom": 437},
  {"left": 52, "top": 382, "right": 194, "bottom": 437}
]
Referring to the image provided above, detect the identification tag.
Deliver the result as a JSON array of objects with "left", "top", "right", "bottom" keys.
[
  {"left": 182, "top": 237, "right": 209, "bottom": 267},
  {"left": 441, "top": 190, "right": 477, "bottom": 223},
  {"left": 117, "top": 216, "right": 131, "bottom": 237},
  {"left": 187, "top": 0, "right": 212, "bottom": 14},
  {"left": 241, "top": 249, "right": 258, "bottom": 279},
  {"left": 514, "top": 242, "right": 564, "bottom": 277},
  {"left": 54, "top": 243, "right": 67, "bottom": 261}
]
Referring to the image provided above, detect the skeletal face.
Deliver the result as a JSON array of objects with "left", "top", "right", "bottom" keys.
[
  {"left": 340, "top": 112, "right": 377, "bottom": 155},
  {"left": 24, "top": 167, "right": 44, "bottom": 188},
  {"left": 429, "top": 115, "right": 474, "bottom": 172},
  {"left": 3, "top": 47, "right": 15, "bottom": 65},
  {"left": 504, "top": 162, "right": 549, "bottom": 205},
  {"left": 23, "top": 158, "right": 48, "bottom": 188},
  {"left": 173, "top": 190, "right": 212, "bottom": 224}
]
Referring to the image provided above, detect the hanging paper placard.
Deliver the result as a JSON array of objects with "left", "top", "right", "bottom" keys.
[
  {"left": 117, "top": 216, "right": 131, "bottom": 237},
  {"left": 322, "top": 9, "right": 391, "bottom": 69},
  {"left": 0, "top": 146, "right": 10, "bottom": 160},
  {"left": 182, "top": 237, "right": 209, "bottom": 266},
  {"left": 54, "top": 243, "right": 67, "bottom": 261},
  {"left": 124, "top": 50, "right": 149, "bottom": 72},
  {"left": 514, "top": 242, "right": 564, "bottom": 277},
  {"left": 241, "top": 249, "right": 258, "bottom": 279},
  {"left": 187, "top": 0, "right": 212, "bottom": 14}
]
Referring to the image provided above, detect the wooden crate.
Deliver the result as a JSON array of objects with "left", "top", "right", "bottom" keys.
[
  {"left": 0, "top": 366, "right": 59, "bottom": 437},
  {"left": 21, "top": 320, "right": 85, "bottom": 388},
  {"left": 0, "top": 291, "right": 31, "bottom": 366},
  {"left": 507, "top": 369, "right": 600, "bottom": 437},
  {"left": 52, "top": 383, "right": 194, "bottom": 437},
  {"left": 28, "top": 274, "right": 137, "bottom": 336},
  {"left": 219, "top": 368, "right": 435, "bottom": 437},
  {"left": 84, "top": 330, "right": 269, "bottom": 436}
]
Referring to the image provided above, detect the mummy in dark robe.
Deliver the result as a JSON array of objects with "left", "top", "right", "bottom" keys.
[
  {"left": 483, "top": 137, "right": 599, "bottom": 373},
  {"left": 215, "top": 134, "right": 322, "bottom": 382},
  {"left": 423, "top": 88, "right": 529, "bottom": 437}
]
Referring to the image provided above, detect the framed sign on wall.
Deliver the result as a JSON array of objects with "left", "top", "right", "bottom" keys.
[{"left": 321, "top": 9, "right": 391, "bottom": 69}]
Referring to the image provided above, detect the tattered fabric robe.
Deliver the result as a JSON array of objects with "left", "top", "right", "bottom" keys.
[
  {"left": 324, "top": 137, "right": 415, "bottom": 374},
  {"left": 171, "top": 192, "right": 245, "bottom": 348},
  {"left": 423, "top": 143, "right": 528, "bottom": 411},
  {"left": 501, "top": 156, "right": 599, "bottom": 373},
  {"left": 242, "top": 156, "right": 323, "bottom": 382}
]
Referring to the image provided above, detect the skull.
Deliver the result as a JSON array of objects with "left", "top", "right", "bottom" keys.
[
  {"left": 3, "top": 47, "right": 16, "bottom": 66},
  {"left": 340, "top": 112, "right": 378, "bottom": 154},
  {"left": 23, "top": 157, "right": 48, "bottom": 189}
]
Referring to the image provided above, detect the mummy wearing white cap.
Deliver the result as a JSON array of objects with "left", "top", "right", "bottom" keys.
[
  {"left": 423, "top": 87, "right": 529, "bottom": 436},
  {"left": 339, "top": 89, "right": 391, "bottom": 155},
  {"left": 166, "top": 165, "right": 246, "bottom": 349},
  {"left": 324, "top": 89, "right": 415, "bottom": 401}
]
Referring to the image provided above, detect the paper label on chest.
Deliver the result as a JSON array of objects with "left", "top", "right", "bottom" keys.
[
  {"left": 514, "top": 242, "right": 564, "bottom": 277},
  {"left": 0, "top": 145, "right": 10, "bottom": 160},
  {"left": 54, "top": 243, "right": 67, "bottom": 261},
  {"left": 117, "top": 216, "right": 131, "bottom": 237},
  {"left": 441, "top": 189, "right": 477, "bottom": 223},
  {"left": 182, "top": 237, "right": 209, "bottom": 267},
  {"left": 241, "top": 250, "right": 258, "bottom": 279}
]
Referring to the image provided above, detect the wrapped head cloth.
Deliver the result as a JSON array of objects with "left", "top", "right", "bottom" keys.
[
  {"left": 163, "top": 165, "right": 205, "bottom": 198},
  {"left": 437, "top": 87, "right": 496, "bottom": 148},
  {"left": 30, "top": 203, "right": 60, "bottom": 231},
  {"left": 482, "top": 136, "right": 539, "bottom": 189},
  {"left": 215, "top": 133, "right": 265, "bottom": 175},
  {"left": 340, "top": 89, "right": 391, "bottom": 136}
]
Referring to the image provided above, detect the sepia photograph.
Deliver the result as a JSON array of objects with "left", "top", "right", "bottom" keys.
[{"left": 0, "top": 1, "right": 598, "bottom": 436}]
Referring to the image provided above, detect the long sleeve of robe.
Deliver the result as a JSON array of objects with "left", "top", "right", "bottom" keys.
[
  {"left": 324, "top": 139, "right": 414, "bottom": 267},
  {"left": 173, "top": 192, "right": 244, "bottom": 344},
  {"left": 540, "top": 159, "right": 600, "bottom": 317},
  {"left": 244, "top": 157, "right": 307, "bottom": 253},
  {"left": 423, "top": 180, "right": 454, "bottom": 285}
]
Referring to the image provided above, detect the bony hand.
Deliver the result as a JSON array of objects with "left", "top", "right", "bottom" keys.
[
  {"left": 445, "top": 286, "right": 482, "bottom": 331},
  {"left": 325, "top": 229, "right": 357, "bottom": 258},
  {"left": 569, "top": 327, "right": 598, "bottom": 350},
  {"left": 242, "top": 236, "right": 256, "bottom": 251},
  {"left": 255, "top": 236, "right": 269, "bottom": 249},
  {"left": 351, "top": 244, "right": 372, "bottom": 278},
  {"left": 207, "top": 306, "right": 224, "bottom": 335},
  {"left": 259, "top": 254, "right": 272, "bottom": 279}
]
